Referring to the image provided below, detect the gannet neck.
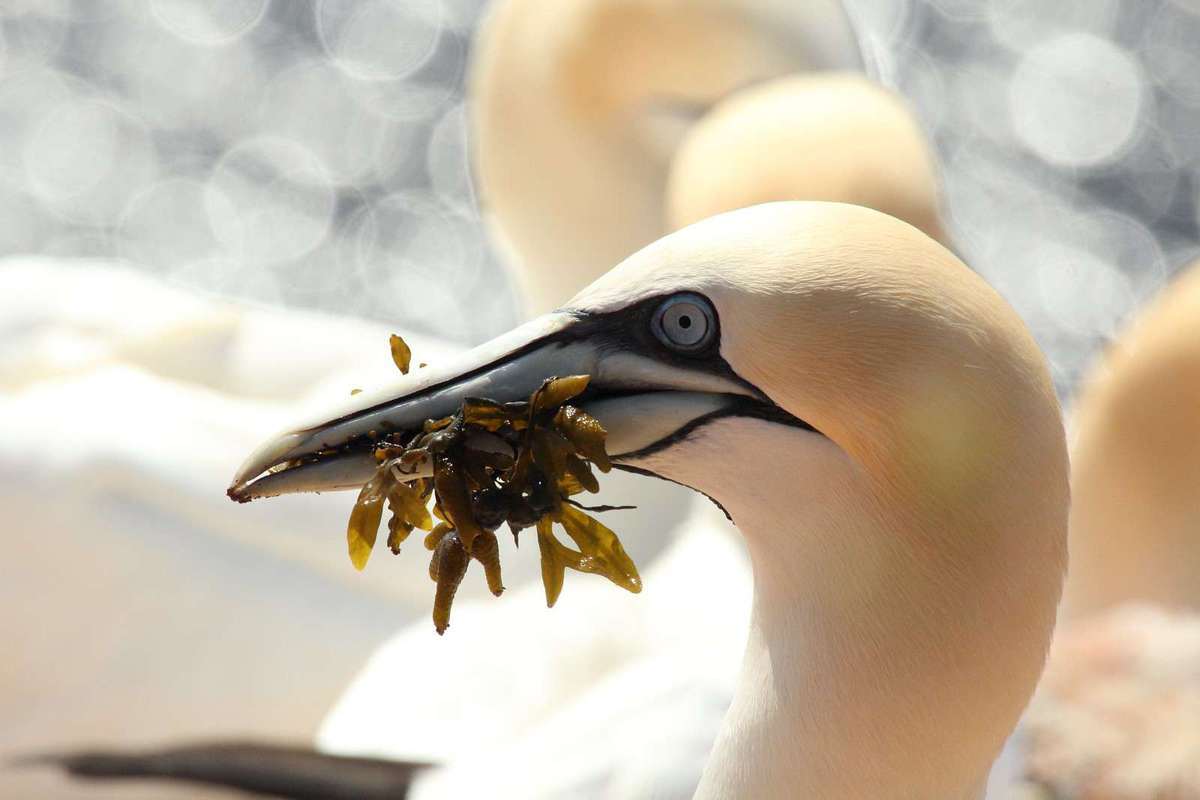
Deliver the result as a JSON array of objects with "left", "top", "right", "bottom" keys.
[{"left": 638, "top": 417, "right": 1055, "bottom": 799}]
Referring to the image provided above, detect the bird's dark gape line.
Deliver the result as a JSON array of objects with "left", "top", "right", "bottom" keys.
[{"left": 308, "top": 293, "right": 726, "bottom": 437}]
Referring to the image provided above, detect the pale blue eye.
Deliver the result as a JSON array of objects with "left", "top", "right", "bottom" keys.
[{"left": 652, "top": 293, "right": 716, "bottom": 352}]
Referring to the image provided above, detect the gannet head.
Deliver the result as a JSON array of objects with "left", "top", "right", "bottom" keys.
[
  {"left": 230, "top": 201, "right": 1069, "bottom": 794},
  {"left": 471, "top": 0, "right": 863, "bottom": 315}
]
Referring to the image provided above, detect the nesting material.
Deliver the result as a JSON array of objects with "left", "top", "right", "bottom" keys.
[{"left": 346, "top": 336, "right": 642, "bottom": 634}]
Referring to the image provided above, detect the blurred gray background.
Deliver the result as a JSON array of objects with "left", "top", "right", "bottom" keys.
[{"left": 2, "top": 0, "right": 1197, "bottom": 393}]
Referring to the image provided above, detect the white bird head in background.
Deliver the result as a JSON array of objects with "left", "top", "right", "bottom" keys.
[
  {"left": 665, "top": 73, "right": 946, "bottom": 245},
  {"left": 470, "top": 0, "right": 865, "bottom": 315},
  {"left": 231, "top": 201, "right": 1069, "bottom": 797}
]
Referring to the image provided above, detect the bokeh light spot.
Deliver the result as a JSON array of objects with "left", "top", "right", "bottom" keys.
[
  {"left": 1034, "top": 242, "right": 1135, "bottom": 338},
  {"left": 22, "top": 96, "right": 160, "bottom": 227},
  {"left": 988, "top": 0, "right": 1121, "bottom": 50},
  {"left": 119, "top": 178, "right": 225, "bottom": 269},
  {"left": 344, "top": 32, "right": 465, "bottom": 123},
  {"left": 353, "top": 191, "right": 484, "bottom": 337},
  {"left": 427, "top": 103, "right": 477, "bottom": 213},
  {"left": 317, "top": 0, "right": 444, "bottom": 81},
  {"left": 0, "top": 0, "right": 71, "bottom": 68},
  {"left": 23, "top": 99, "right": 118, "bottom": 203},
  {"left": 205, "top": 137, "right": 336, "bottom": 265},
  {"left": 1009, "top": 33, "right": 1146, "bottom": 168},
  {"left": 149, "top": 0, "right": 270, "bottom": 47},
  {"left": 260, "top": 59, "right": 396, "bottom": 185}
]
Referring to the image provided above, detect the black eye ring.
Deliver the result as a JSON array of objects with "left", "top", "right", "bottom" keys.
[{"left": 651, "top": 293, "right": 717, "bottom": 353}]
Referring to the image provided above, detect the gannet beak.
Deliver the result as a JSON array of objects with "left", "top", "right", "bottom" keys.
[{"left": 228, "top": 309, "right": 769, "bottom": 502}]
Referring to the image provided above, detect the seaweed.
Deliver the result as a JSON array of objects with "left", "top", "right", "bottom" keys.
[{"left": 346, "top": 335, "right": 642, "bottom": 633}]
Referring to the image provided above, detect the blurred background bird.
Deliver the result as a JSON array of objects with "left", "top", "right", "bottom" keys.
[
  {"left": 1015, "top": 257, "right": 1200, "bottom": 800},
  {"left": 470, "top": 0, "right": 863, "bottom": 315},
  {"left": 3, "top": 0, "right": 1200, "bottom": 798}
]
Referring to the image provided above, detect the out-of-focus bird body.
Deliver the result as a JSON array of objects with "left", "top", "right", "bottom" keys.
[
  {"left": 1064, "top": 258, "right": 1200, "bottom": 619},
  {"left": 667, "top": 73, "right": 945, "bottom": 244}
]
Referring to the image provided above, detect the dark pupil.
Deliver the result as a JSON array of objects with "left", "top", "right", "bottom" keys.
[{"left": 678, "top": 315, "right": 692, "bottom": 329}]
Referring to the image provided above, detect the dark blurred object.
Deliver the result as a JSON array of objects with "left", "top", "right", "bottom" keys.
[{"left": 21, "top": 741, "right": 426, "bottom": 800}]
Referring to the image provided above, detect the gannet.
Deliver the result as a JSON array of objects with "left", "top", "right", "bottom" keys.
[
  {"left": 310, "top": 230, "right": 1200, "bottom": 800},
  {"left": 251, "top": 201, "right": 1071, "bottom": 799},
  {"left": 48, "top": 203, "right": 1067, "bottom": 798},
  {"left": 317, "top": 53, "right": 950, "bottom": 785}
]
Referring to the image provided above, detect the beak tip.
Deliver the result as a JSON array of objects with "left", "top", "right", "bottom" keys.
[
  {"left": 226, "top": 484, "right": 252, "bottom": 504},
  {"left": 228, "top": 430, "right": 310, "bottom": 503}
]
